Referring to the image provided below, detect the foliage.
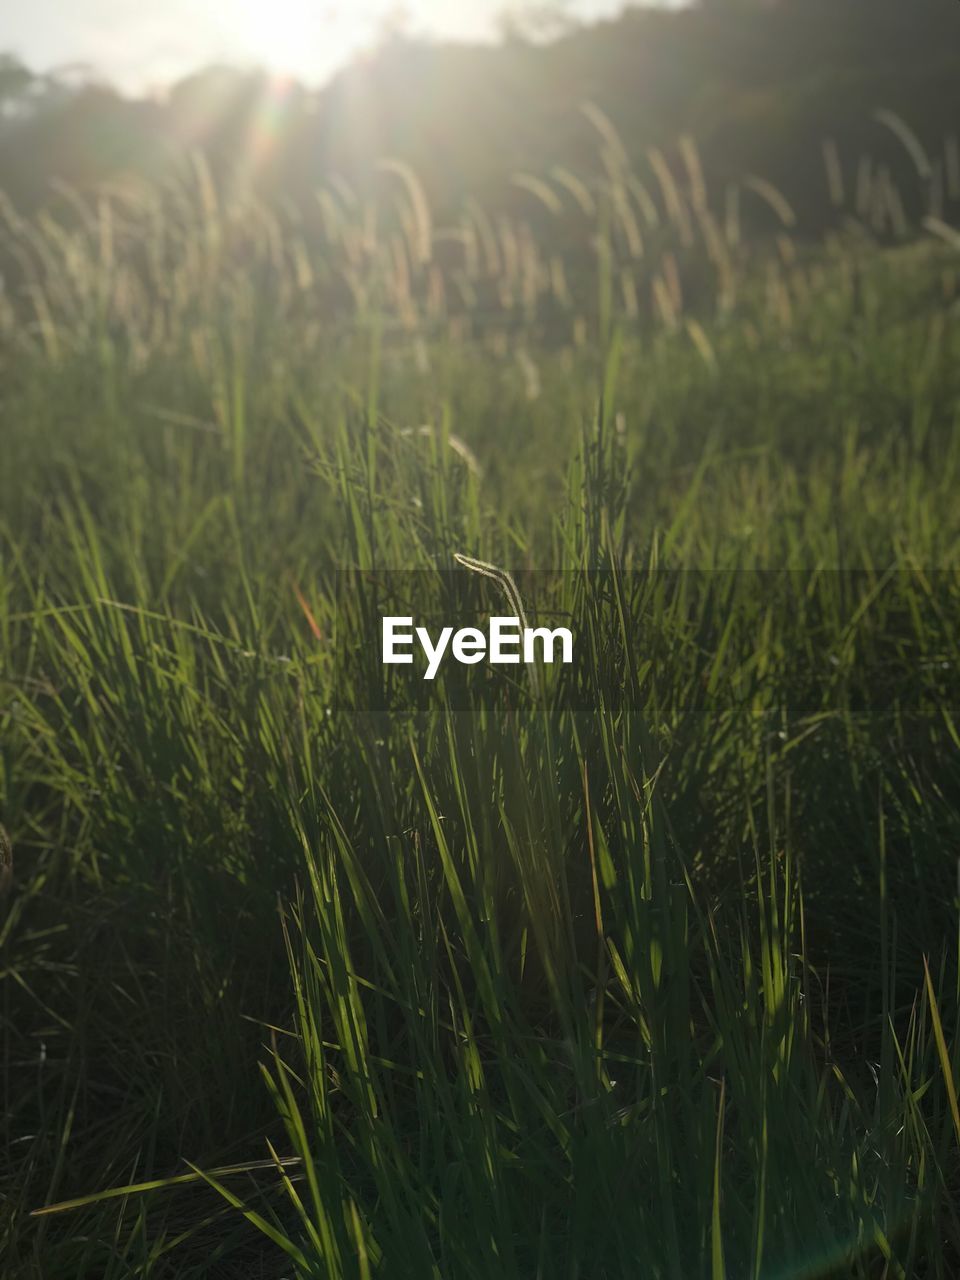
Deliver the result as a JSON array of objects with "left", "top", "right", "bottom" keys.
[{"left": 2, "top": 46, "right": 960, "bottom": 1278}]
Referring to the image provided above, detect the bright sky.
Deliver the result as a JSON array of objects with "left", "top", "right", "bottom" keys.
[{"left": 2, "top": 1, "right": 673, "bottom": 95}]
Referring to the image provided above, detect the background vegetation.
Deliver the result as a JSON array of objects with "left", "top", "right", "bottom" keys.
[{"left": 2, "top": 2, "right": 960, "bottom": 1275}]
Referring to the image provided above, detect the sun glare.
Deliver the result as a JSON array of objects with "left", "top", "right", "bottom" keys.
[{"left": 232, "top": 0, "right": 373, "bottom": 82}]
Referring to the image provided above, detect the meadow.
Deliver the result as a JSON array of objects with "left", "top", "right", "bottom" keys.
[{"left": 2, "top": 111, "right": 960, "bottom": 1277}]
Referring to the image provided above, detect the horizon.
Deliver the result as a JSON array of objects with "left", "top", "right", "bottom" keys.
[{"left": 3, "top": 0, "right": 684, "bottom": 98}]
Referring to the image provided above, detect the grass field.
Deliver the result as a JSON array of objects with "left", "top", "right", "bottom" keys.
[{"left": 2, "top": 136, "right": 960, "bottom": 1277}]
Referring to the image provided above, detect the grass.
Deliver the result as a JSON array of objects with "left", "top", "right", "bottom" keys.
[{"left": 1, "top": 130, "right": 960, "bottom": 1277}]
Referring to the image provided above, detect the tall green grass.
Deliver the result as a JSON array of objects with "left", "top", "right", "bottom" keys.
[{"left": 2, "top": 141, "right": 960, "bottom": 1276}]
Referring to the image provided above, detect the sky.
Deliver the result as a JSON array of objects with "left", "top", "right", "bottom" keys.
[{"left": 1, "top": 1, "right": 675, "bottom": 96}]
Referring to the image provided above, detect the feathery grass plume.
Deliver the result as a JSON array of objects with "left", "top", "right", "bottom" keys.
[
  {"left": 465, "top": 196, "right": 501, "bottom": 276},
  {"left": 388, "top": 232, "right": 412, "bottom": 314},
  {"left": 551, "top": 165, "right": 596, "bottom": 217},
  {"left": 511, "top": 173, "right": 564, "bottom": 218},
  {"left": 679, "top": 133, "right": 708, "bottom": 213},
  {"left": 874, "top": 108, "right": 932, "bottom": 181},
  {"left": 378, "top": 159, "right": 433, "bottom": 265},
  {"left": 742, "top": 175, "right": 797, "bottom": 228},
  {"left": 662, "top": 250, "right": 684, "bottom": 318},
  {"left": 189, "top": 150, "right": 220, "bottom": 244},
  {"left": 400, "top": 424, "right": 482, "bottom": 477},
  {"left": 451, "top": 552, "right": 539, "bottom": 693},
  {"left": 549, "top": 253, "right": 572, "bottom": 308},
  {"left": 647, "top": 146, "right": 694, "bottom": 245},
  {"left": 498, "top": 217, "right": 520, "bottom": 289},
  {"left": 620, "top": 267, "right": 639, "bottom": 319},
  {"left": 686, "top": 318, "right": 717, "bottom": 371},
  {"left": 652, "top": 272, "right": 678, "bottom": 330},
  {"left": 923, "top": 216, "right": 960, "bottom": 252},
  {"left": 822, "top": 138, "right": 846, "bottom": 208},
  {"left": 580, "top": 100, "right": 630, "bottom": 172},
  {"left": 627, "top": 175, "right": 661, "bottom": 230},
  {"left": 611, "top": 180, "right": 644, "bottom": 259}
]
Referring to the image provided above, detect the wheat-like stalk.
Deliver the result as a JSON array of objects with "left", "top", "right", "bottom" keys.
[{"left": 452, "top": 553, "right": 539, "bottom": 694}]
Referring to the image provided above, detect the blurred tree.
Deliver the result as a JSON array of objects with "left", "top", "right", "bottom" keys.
[
  {"left": 497, "top": 1, "right": 580, "bottom": 41},
  {"left": 0, "top": 54, "right": 34, "bottom": 104},
  {"left": 696, "top": 0, "right": 777, "bottom": 9},
  {"left": 1, "top": 0, "right": 960, "bottom": 219}
]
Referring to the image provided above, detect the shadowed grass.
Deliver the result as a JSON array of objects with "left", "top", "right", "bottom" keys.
[{"left": 1, "top": 156, "right": 960, "bottom": 1276}]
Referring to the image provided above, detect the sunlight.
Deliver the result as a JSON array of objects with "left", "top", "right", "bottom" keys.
[
  {"left": 231, "top": 0, "right": 371, "bottom": 82},
  {"left": 222, "top": 0, "right": 521, "bottom": 85}
]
